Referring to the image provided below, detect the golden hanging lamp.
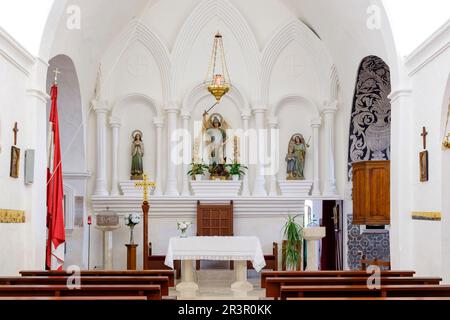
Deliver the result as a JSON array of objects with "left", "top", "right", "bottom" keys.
[
  {"left": 205, "top": 32, "right": 231, "bottom": 103},
  {"left": 443, "top": 103, "right": 450, "bottom": 150}
]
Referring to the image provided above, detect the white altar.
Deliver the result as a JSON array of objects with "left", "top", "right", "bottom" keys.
[{"left": 165, "top": 236, "right": 266, "bottom": 292}]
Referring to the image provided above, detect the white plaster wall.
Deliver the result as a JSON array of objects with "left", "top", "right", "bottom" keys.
[
  {"left": 0, "top": 28, "right": 46, "bottom": 275},
  {"left": 395, "top": 24, "right": 450, "bottom": 279}
]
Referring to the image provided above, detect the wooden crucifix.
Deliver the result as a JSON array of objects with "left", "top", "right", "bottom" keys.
[
  {"left": 13, "top": 122, "right": 19, "bottom": 146},
  {"left": 421, "top": 126, "right": 428, "bottom": 150},
  {"left": 135, "top": 173, "right": 156, "bottom": 270}
]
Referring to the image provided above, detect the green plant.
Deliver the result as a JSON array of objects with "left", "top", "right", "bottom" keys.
[
  {"left": 282, "top": 215, "right": 304, "bottom": 270},
  {"left": 187, "top": 163, "right": 208, "bottom": 176},
  {"left": 225, "top": 162, "right": 248, "bottom": 177}
]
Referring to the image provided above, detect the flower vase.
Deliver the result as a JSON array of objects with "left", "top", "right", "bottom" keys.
[
  {"left": 129, "top": 225, "right": 135, "bottom": 244},
  {"left": 180, "top": 229, "right": 188, "bottom": 238}
]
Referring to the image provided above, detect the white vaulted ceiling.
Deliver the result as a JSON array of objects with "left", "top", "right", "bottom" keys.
[{"left": 1, "top": 0, "right": 448, "bottom": 58}]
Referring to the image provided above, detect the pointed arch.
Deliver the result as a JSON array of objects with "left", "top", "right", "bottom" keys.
[
  {"left": 171, "top": 0, "right": 260, "bottom": 101},
  {"left": 261, "top": 19, "right": 334, "bottom": 107},
  {"left": 111, "top": 93, "right": 162, "bottom": 120},
  {"left": 101, "top": 19, "right": 171, "bottom": 103},
  {"left": 271, "top": 94, "right": 320, "bottom": 119}
]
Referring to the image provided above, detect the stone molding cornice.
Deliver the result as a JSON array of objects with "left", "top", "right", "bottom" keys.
[
  {"left": 0, "top": 27, "right": 35, "bottom": 76},
  {"left": 388, "top": 89, "right": 413, "bottom": 103},
  {"left": 405, "top": 21, "right": 450, "bottom": 77}
]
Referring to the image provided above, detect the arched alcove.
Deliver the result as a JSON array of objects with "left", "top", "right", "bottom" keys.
[
  {"left": 46, "top": 54, "right": 86, "bottom": 173},
  {"left": 46, "top": 54, "right": 87, "bottom": 269},
  {"left": 347, "top": 56, "right": 392, "bottom": 180},
  {"left": 112, "top": 94, "right": 160, "bottom": 182},
  {"left": 272, "top": 95, "right": 320, "bottom": 180},
  {"left": 346, "top": 55, "right": 392, "bottom": 270}
]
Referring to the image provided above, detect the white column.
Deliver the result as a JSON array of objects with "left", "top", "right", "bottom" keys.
[
  {"left": 93, "top": 100, "right": 109, "bottom": 196},
  {"left": 181, "top": 113, "right": 191, "bottom": 196},
  {"left": 268, "top": 118, "right": 279, "bottom": 196},
  {"left": 311, "top": 118, "right": 322, "bottom": 196},
  {"left": 27, "top": 57, "right": 50, "bottom": 270},
  {"left": 252, "top": 107, "right": 268, "bottom": 196},
  {"left": 389, "top": 89, "right": 413, "bottom": 270},
  {"left": 241, "top": 112, "right": 251, "bottom": 196},
  {"left": 323, "top": 102, "right": 338, "bottom": 196},
  {"left": 154, "top": 118, "right": 164, "bottom": 196},
  {"left": 110, "top": 117, "right": 121, "bottom": 196},
  {"left": 165, "top": 107, "right": 180, "bottom": 196},
  {"left": 103, "top": 230, "right": 114, "bottom": 270}
]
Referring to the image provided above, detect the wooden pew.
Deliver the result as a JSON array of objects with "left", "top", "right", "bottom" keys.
[
  {"left": 0, "top": 284, "right": 162, "bottom": 300},
  {"left": 0, "top": 296, "right": 149, "bottom": 301},
  {"left": 261, "top": 270, "right": 416, "bottom": 288},
  {"left": 266, "top": 277, "right": 441, "bottom": 298},
  {"left": 287, "top": 297, "right": 450, "bottom": 301},
  {"left": 20, "top": 270, "right": 176, "bottom": 287},
  {"left": 280, "top": 285, "right": 450, "bottom": 300},
  {"left": 0, "top": 276, "right": 170, "bottom": 296}
]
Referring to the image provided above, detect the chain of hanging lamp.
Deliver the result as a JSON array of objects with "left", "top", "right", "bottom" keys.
[{"left": 204, "top": 32, "right": 231, "bottom": 110}]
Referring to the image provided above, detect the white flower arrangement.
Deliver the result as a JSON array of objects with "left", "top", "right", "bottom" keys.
[
  {"left": 177, "top": 221, "right": 192, "bottom": 232},
  {"left": 125, "top": 213, "right": 141, "bottom": 227}
]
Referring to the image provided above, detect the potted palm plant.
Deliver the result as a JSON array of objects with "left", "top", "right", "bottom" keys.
[
  {"left": 282, "top": 215, "right": 304, "bottom": 271},
  {"left": 225, "top": 162, "right": 248, "bottom": 181},
  {"left": 187, "top": 163, "right": 208, "bottom": 181}
]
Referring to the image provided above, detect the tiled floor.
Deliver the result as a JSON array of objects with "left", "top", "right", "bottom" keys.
[{"left": 170, "top": 269, "right": 265, "bottom": 300}]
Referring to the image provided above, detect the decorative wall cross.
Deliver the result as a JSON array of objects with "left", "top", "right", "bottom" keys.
[
  {"left": 53, "top": 68, "right": 61, "bottom": 84},
  {"left": 135, "top": 174, "right": 156, "bottom": 203},
  {"left": 13, "top": 122, "right": 19, "bottom": 146},
  {"left": 421, "top": 126, "right": 428, "bottom": 150}
]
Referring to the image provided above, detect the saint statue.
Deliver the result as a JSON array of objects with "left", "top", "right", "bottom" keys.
[
  {"left": 131, "top": 130, "right": 144, "bottom": 180},
  {"left": 286, "top": 134, "right": 309, "bottom": 180},
  {"left": 202, "top": 112, "right": 227, "bottom": 165}
]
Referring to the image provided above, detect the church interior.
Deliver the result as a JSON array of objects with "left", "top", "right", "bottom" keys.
[{"left": 0, "top": 0, "right": 450, "bottom": 303}]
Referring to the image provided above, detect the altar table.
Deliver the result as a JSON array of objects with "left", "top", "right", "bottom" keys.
[{"left": 165, "top": 236, "right": 266, "bottom": 292}]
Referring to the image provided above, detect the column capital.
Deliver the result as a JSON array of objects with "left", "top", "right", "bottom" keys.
[
  {"left": 323, "top": 100, "right": 338, "bottom": 114},
  {"left": 311, "top": 117, "right": 322, "bottom": 128},
  {"left": 241, "top": 109, "right": 252, "bottom": 120},
  {"left": 92, "top": 99, "right": 109, "bottom": 113},
  {"left": 268, "top": 116, "right": 279, "bottom": 128},
  {"left": 252, "top": 107, "right": 268, "bottom": 114},
  {"left": 180, "top": 112, "right": 191, "bottom": 120},
  {"left": 153, "top": 117, "right": 165, "bottom": 127},
  {"left": 388, "top": 88, "right": 413, "bottom": 103},
  {"left": 109, "top": 116, "right": 121, "bottom": 127},
  {"left": 165, "top": 100, "right": 181, "bottom": 113}
]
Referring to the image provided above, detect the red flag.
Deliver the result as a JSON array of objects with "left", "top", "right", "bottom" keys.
[{"left": 46, "top": 84, "right": 65, "bottom": 270}]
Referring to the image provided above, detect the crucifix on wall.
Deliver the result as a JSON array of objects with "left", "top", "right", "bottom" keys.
[
  {"left": 421, "top": 126, "right": 428, "bottom": 150},
  {"left": 10, "top": 122, "right": 20, "bottom": 179},
  {"left": 13, "top": 122, "right": 19, "bottom": 146},
  {"left": 419, "top": 126, "right": 429, "bottom": 182}
]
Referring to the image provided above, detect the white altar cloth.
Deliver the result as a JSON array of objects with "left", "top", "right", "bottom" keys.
[{"left": 164, "top": 236, "right": 266, "bottom": 272}]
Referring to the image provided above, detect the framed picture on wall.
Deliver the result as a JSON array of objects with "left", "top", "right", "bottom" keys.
[
  {"left": 10, "top": 146, "right": 20, "bottom": 178},
  {"left": 419, "top": 150, "right": 429, "bottom": 182}
]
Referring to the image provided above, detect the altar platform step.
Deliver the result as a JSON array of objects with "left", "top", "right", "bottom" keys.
[{"left": 172, "top": 270, "right": 264, "bottom": 300}]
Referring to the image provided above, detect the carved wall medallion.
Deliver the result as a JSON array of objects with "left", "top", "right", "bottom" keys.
[{"left": 96, "top": 214, "right": 120, "bottom": 227}]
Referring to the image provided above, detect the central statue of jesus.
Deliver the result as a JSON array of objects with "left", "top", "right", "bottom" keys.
[{"left": 203, "top": 112, "right": 227, "bottom": 165}]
